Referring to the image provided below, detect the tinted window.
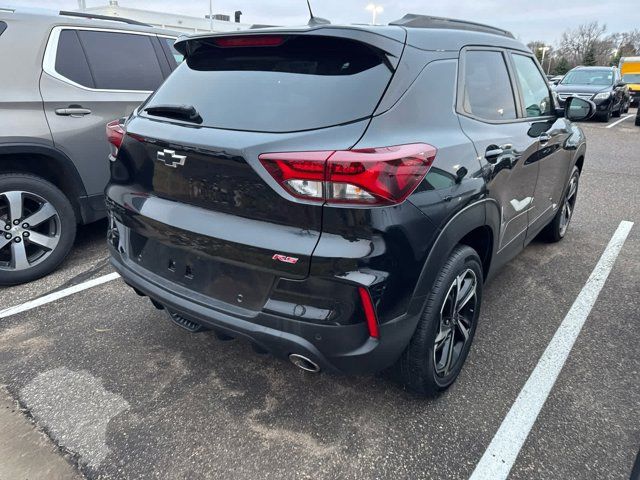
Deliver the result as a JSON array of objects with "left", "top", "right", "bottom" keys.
[
  {"left": 55, "top": 30, "right": 94, "bottom": 88},
  {"left": 0, "top": 21, "right": 7, "bottom": 36},
  {"left": 511, "top": 54, "right": 551, "bottom": 117},
  {"left": 462, "top": 50, "right": 516, "bottom": 121},
  {"left": 77, "top": 30, "right": 164, "bottom": 90},
  {"left": 144, "top": 36, "right": 393, "bottom": 132}
]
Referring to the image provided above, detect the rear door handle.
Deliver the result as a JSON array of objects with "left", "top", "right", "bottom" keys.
[{"left": 55, "top": 107, "right": 92, "bottom": 117}]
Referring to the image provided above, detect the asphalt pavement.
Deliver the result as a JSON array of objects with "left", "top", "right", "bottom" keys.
[{"left": 0, "top": 112, "right": 638, "bottom": 480}]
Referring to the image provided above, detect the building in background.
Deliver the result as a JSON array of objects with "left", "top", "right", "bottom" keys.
[{"left": 75, "top": 0, "right": 251, "bottom": 33}]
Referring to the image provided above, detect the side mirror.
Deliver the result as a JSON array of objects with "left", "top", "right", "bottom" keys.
[{"left": 565, "top": 96, "right": 595, "bottom": 121}]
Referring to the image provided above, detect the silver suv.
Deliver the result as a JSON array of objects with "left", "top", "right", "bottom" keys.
[{"left": 0, "top": 8, "right": 180, "bottom": 285}]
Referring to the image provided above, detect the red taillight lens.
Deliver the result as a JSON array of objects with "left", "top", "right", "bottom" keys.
[
  {"left": 106, "top": 119, "right": 125, "bottom": 150},
  {"left": 358, "top": 287, "right": 379, "bottom": 338},
  {"left": 213, "top": 35, "right": 285, "bottom": 48},
  {"left": 259, "top": 143, "right": 436, "bottom": 206}
]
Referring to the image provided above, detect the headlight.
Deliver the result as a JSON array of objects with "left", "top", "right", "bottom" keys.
[{"left": 593, "top": 92, "right": 612, "bottom": 100}]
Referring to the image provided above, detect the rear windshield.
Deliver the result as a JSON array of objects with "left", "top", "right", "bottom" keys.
[{"left": 142, "top": 35, "right": 393, "bottom": 132}]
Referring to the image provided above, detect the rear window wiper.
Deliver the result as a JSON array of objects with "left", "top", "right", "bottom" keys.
[{"left": 143, "top": 104, "right": 203, "bottom": 124}]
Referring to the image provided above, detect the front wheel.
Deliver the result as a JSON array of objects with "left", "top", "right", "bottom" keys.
[
  {"left": 0, "top": 174, "right": 76, "bottom": 286},
  {"left": 597, "top": 109, "right": 612, "bottom": 122},
  {"left": 542, "top": 166, "right": 580, "bottom": 242},
  {"left": 394, "top": 245, "right": 483, "bottom": 396}
]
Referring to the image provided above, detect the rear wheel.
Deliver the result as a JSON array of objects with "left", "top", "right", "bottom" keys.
[
  {"left": 542, "top": 166, "right": 580, "bottom": 242},
  {"left": 395, "top": 245, "right": 482, "bottom": 396},
  {"left": 0, "top": 174, "right": 76, "bottom": 286}
]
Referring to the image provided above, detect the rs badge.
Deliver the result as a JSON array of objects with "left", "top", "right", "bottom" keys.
[{"left": 272, "top": 254, "right": 299, "bottom": 264}]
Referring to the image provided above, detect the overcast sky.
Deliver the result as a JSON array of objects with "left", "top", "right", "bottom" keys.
[{"left": 9, "top": 0, "right": 640, "bottom": 45}]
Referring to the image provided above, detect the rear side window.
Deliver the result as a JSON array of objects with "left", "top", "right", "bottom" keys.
[
  {"left": 55, "top": 30, "right": 94, "bottom": 88},
  {"left": 0, "top": 21, "right": 7, "bottom": 36},
  {"left": 462, "top": 50, "right": 517, "bottom": 121},
  {"left": 511, "top": 54, "right": 551, "bottom": 118},
  {"left": 143, "top": 35, "right": 393, "bottom": 132},
  {"left": 76, "top": 30, "right": 164, "bottom": 90}
]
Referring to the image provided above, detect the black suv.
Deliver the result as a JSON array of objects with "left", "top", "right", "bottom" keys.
[
  {"left": 106, "top": 15, "right": 593, "bottom": 395},
  {"left": 555, "top": 66, "right": 630, "bottom": 122}
]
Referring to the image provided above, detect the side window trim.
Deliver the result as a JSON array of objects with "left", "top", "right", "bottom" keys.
[
  {"left": 456, "top": 46, "right": 523, "bottom": 124},
  {"left": 42, "top": 25, "right": 156, "bottom": 94},
  {"left": 507, "top": 51, "right": 556, "bottom": 120}
]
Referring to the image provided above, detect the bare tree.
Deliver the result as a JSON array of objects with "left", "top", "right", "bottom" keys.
[{"left": 558, "top": 21, "right": 607, "bottom": 65}]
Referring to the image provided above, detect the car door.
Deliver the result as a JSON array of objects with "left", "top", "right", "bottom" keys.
[
  {"left": 508, "top": 52, "right": 573, "bottom": 239},
  {"left": 40, "top": 27, "right": 173, "bottom": 202},
  {"left": 457, "top": 48, "right": 540, "bottom": 262}
]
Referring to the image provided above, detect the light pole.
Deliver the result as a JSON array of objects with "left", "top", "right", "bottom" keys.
[
  {"left": 538, "top": 46, "right": 551, "bottom": 74},
  {"left": 209, "top": 0, "right": 213, "bottom": 31},
  {"left": 366, "top": 4, "right": 383, "bottom": 25}
]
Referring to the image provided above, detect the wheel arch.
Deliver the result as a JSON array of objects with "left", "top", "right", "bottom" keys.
[
  {"left": 0, "top": 144, "right": 87, "bottom": 222},
  {"left": 410, "top": 199, "right": 498, "bottom": 309}
]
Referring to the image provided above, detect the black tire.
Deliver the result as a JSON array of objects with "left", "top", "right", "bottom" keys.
[
  {"left": 542, "top": 166, "right": 580, "bottom": 243},
  {"left": 597, "top": 109, "right": 611, "bottom": 122},
  {"left": 394, "top": 245, "right": 483, "bottom": 396},
  {"left": 612, "top": 107, "right": 621, "bottom": 118},
  {"left": 635, "top": 116, "right": 640, "bottom": 127},
  {"left": 0, "top": 174, "right": 76, "bottom": 286}
]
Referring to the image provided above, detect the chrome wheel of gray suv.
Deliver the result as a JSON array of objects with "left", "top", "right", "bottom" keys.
[
  {"left": 0, "top": 175, "right": 76, "bottom": 286},
  {"left": 0, "top": 191, "right": 61, "bottom": 270}
]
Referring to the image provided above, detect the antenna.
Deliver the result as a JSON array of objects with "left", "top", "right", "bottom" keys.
[{"left": 305, "top": 0, "right": 330, "bottom": 26}]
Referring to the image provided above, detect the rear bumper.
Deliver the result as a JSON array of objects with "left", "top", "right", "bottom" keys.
[{"left": 111, "top": 252, "right": 419, "bottom": 375}]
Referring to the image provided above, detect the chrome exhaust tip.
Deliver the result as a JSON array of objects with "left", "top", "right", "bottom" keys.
[{"left": 289, "top": 354, "right": 320, "bottom": 373}]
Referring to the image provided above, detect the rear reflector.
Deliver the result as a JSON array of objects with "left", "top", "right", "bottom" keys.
[
  {"left": 106, "top": 119, "right": 125, "bottom": 150},
  {"left": 358, "top": 287, "right": 379, "bottom": 338},
  {"left": 213, "top": 35, "right": 285, "bottom": 48},
  {"left": 259, "top": 144, "right": 437, "bottom": 206}
]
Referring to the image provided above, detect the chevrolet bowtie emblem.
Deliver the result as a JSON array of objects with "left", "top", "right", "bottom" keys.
[{"left": 157, "top": 149, "right": 186, "bottom": 168}]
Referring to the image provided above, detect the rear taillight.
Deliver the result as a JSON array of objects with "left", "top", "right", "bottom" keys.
[
  {"left": 213, "top": 35, "right": 285, "bottom": 48},
  {"left": 259, "top": 143, "right": 437, "bottom": 206},
  {"left": 106, "top": 119, "right": 126, "bottom": 150}
]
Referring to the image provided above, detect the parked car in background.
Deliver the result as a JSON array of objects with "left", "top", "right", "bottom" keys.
[
  {"left": 619, "top": 56, "right": 640, "bottom": 106},
  {"left": 106, "top": 15, "right": 593, "bottom": 396},
  {"left": 555, "top": 66, "right": 629, "bottom": 121},
  {"left": 0, "top": 8, "right": 180, "bottom": 285},
  {"left": 636, "top": 105, "right": 640, "bottom": 126}
]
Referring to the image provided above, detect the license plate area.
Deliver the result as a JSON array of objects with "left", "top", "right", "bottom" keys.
[{"left": 129, "top": 231, "right": 274, "bottom": 311}]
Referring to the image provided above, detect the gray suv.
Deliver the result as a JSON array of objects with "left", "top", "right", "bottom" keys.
[{"left": 0, "top": 8, "right": 180, "bottom": 285}]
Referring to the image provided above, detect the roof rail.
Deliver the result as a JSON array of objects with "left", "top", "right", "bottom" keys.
[
  {"left": 389, "top": 14, "right": 514, "bottom": 39},
  {"left": 58, "top": 10, "right": 151, "bottom": 27}
]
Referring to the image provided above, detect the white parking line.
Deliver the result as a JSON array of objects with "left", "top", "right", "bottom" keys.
[
  {"left": 0, "top": 272, "right": 121, "bottom": 319},
  {"left": 605, "top": 114, "right": 633, "bottom": 128},
  {"left": 470, "top": 220, "right": 634, "bottom": 480}
]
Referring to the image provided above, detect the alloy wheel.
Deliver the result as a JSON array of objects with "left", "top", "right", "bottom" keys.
[
  {"left": 434, "top": 268, "right": 478, "bottom": 377},
  {"left": 559, "top": 174, "right": 578, "bottom": 237},
  {"left": 0, "top": 191, "right": 61, "bottom": 272}
]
